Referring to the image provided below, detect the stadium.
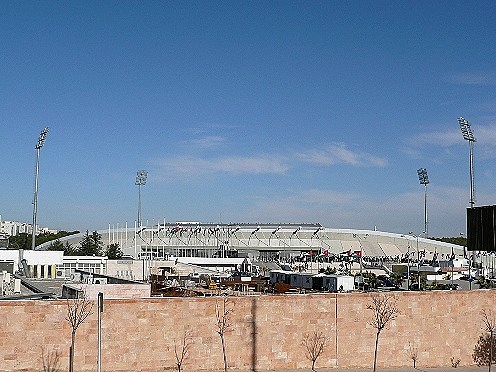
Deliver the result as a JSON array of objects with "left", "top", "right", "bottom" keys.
[{"left": 52, "top": 222, "right": 465, "bottom": 263}]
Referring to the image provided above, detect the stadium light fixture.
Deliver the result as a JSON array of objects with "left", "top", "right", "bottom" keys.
[
  {"left": 458, "top": 117, "right": 476, "bottom": 208},
  {"left": 135, "top": 170, "right": 148, "bottom": 228},
  {"left": 313, "top": 226, "right": 324, "bottom": 236},
  {"left": 31, "top": 127, "right": 49, "bottom": 250},
  {"left": 417, "top": 168, "right": 429, "bottom": 237}
]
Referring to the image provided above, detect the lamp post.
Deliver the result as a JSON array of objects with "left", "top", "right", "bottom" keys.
[
  {"left": 97, "top": 292, "right": 103, "bottom": 372},
  {"left": 465, "top": 236, "right": 472, "bottom": 290},
  {"left": 417, "top": 168, "right": 429, "bottom": 237},
  {"left": 458, "top": 117, "right": 477, "bottom": 281},
  {"left": 31, "top": 127, "right": 49, "bottom": 250},
  {"left": 458, "top": 117, "right": 476, "bottom": 208},
  {"left": 135, "top": 170, "right": 148, "bottom": 228},
  {"left": 401, "top": 235, "right": 411, "bottom": 290},
  {"left": 409, "top": 232, "right": 424, "bottom": 290},
  {"left": 416, "top": 235, "right": 420, "bottom": 290}
]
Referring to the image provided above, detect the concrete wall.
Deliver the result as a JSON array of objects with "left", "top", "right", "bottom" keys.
[
  {"left": 62, "top": 283, "right": 151, "bottom": 300},
  {"left": 106, "top": 259, "right": 145, "bottom": 281},
  {"left": 0, "top": 290, "right": 494, "bottom": 371}
]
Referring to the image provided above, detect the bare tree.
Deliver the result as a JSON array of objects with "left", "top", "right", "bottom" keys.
[
  {"left": 473, "top": 334, "right": 496, "bottom": 368},
  {"left": 481, "top": 309, "right": 496, "bottom": 372},
  {"left": 302, "top": 331, "right": 327, "bottom": 372},
  {"left": 367, "top": 294, "right": 399, "bottom": 372},
  {"left": 451, "top": 356, "right": 460, "bottom": 368},
  {"left": 40, "top": 346, "right": 61, "bottom": 372},
  {"left": 407, "top": 341, "right": 418, "bottom": 369},
  {"left": 65, "top": 292, "right": 94, "bottom": 372},
  {"left": 173, "top": 328, "right": 194, "bottom": 372},
  {"left": 215, "top": 295, "right": 233, "bottom": 372}
]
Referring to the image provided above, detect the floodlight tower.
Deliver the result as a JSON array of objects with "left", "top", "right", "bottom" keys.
[
  {"left": 31, "top": 127, "right": 49, "bottom": 250},
  {"left": 135, "top": 170, "right": 148, "bottom": 228},
  {"left": 417, "top": 168, "right": 429, "bottom": 237},
  {"left": 458, "top": 117, "right": 476, "bottom": 208}
]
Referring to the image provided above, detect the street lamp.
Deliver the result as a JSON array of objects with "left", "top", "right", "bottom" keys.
[
  {"left": 458, "top": 117, "right": 476, "bottom": 208},
  {"left": 31, "top": 127, "right": 49, "bottom": 250},
  {"left": 135, "top": 170, "right": 148, "bottom": 228},
  {"left": 417, "top": 168, "right": 429, "bottom": 237},
  {"left": 460, "top": 232, "right": 472, "bottom": 290},
  {"left": 401, "top": 235, "right": 411, "bottom": 290},
  {"left": 409, "top": 232, "right": 425, "bottom": 290},
  {"left": 458, "top": 117, "right": 477, "bottom": 281}
]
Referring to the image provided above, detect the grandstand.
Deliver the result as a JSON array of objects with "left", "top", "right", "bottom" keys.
[{"left": 42, "top": 222, "right": 465, "bottom": 262}]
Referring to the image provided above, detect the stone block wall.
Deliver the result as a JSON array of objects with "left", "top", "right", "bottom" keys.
[{"left": 0, "top": 290, "right": 494, "bottom": 371}]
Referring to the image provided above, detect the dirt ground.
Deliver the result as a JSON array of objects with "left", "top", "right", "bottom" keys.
[
  {"left": 186, "top": 367, "right": 487, "bottom": 372},
  {"left": 322, "top": 367, "right": 485, "bottom": 372}
]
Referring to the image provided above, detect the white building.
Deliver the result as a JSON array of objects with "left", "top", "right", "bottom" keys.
[
  {"left": 0, "top": 218, "right": 56, "bottom": 237},
  {"left": 0, "top": 250, "right": 63, "bottom": 278},
  {"left": 0, "top": 220, "right": 32, "bottom": 236}
]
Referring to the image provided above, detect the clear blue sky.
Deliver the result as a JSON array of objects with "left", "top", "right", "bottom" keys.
[{"left": 1, "top": 1, "right": 495, "bottom": 237}]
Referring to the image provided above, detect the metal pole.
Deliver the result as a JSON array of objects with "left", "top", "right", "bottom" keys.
[
  {"left": 31, "top": 147, "right": 41, "bottom": 250},
  {"left": 359, "top": 239, "right": 363, "bottom": 275},
  {"left": 31, "top": 127, "right": 48, "bottom": 250},
  {"left": 469, "top": 255, "right": 472, "bottom": 290},
  {"left": 469, "top": 140, "right": 475, "bottom": 208},
  {"left": 451, "top": 258, "right": 454, "bottom": 288},
  {"left": 137, "top": 183, "right": 142, "bottom": 228},
  {"left": 135, "top": 170, "right": 147, "bottom": 229},
  {"left": 97, "top": 292, "right": 103, "bottom": 372},
  {"left": 424, "top": 183, "right": 428, "bottom": 237},
  {"left": 353, "top": 233, "right": 365, "bottom": 275},
  {"left": 417, "top": 236, "right": 421, "bottom": 290},
  {"left": 134, "top": 220, "right": 137, "bottom": 259},
  {"left": 407, "top": 242, "right": 410, "bottom": 290}
]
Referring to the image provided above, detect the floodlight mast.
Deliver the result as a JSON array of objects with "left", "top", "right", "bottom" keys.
[
  {"left": 458, "top": 117, "right": 476, "bottom": 208},
  {"left": 31, "top": 127, "right": 49, "bottom": 250},
  {"left": 135, "top": 170, "right": 148, "bottom": 228},
  {"left": 417, "top": 168, "right": 429, "bottom": 237}
]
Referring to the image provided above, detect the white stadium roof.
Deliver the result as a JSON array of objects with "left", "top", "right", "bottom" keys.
[{"left": 38, "top": 222, "right": 466, "bottom": 260}]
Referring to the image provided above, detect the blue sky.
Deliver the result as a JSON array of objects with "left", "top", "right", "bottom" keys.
[{"left": 1, "top": 1, "right": 495, "bottom": 237}]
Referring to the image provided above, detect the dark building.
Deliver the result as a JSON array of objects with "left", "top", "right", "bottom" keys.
[{"left": 467, "top": 205, "right": 496, "bottom": 251}]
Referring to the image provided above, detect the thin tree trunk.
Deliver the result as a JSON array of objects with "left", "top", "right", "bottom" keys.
[
  {"left": 221, "top": 335, "right": 227, "bottom": 372},
  {"left": 69, "top": 331, "right": 76, "bottom": 372},
  {"left": 373, "top": 331, "right": 380, "bottom": 372},
  {"left": 490, "top": 332, "right": 493, "bottom": 372},
  {"left": 68, "top": 345, "right": 72, "bottom": 372}
]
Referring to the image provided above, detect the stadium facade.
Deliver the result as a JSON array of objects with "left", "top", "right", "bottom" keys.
[{"left": 44, "top": 222, "right": 465, "bottom": 261}]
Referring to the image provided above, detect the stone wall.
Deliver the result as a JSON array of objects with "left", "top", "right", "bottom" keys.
[{"left": 0, "top": 290, "right": 494, "bottom": 371}]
